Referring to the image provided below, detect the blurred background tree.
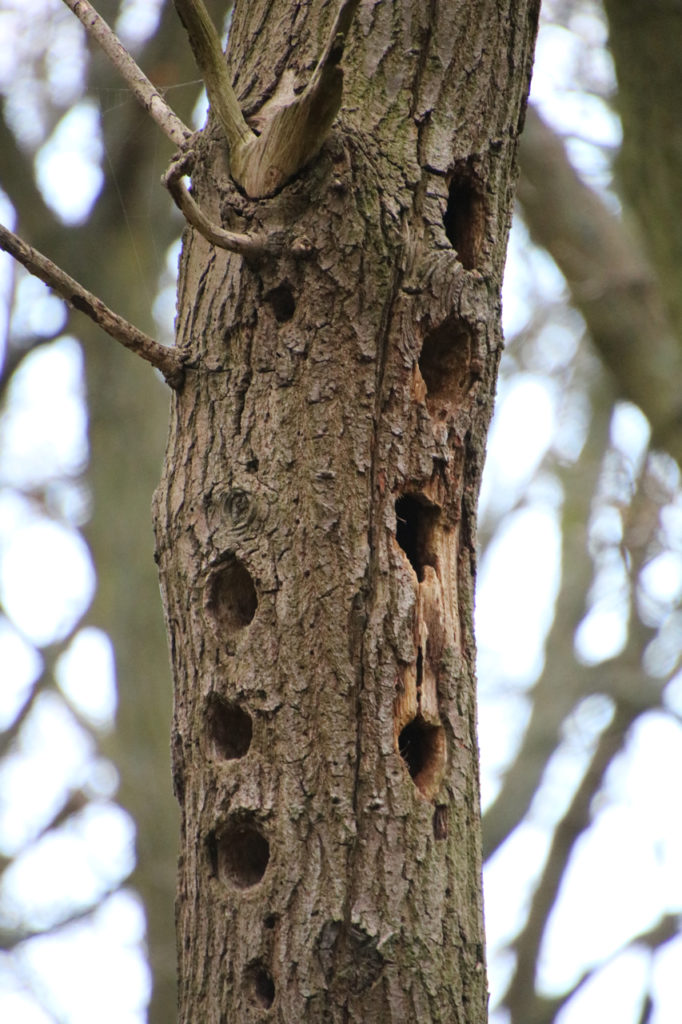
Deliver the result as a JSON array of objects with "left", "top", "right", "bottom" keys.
[{"left": 0, "top": 1, "right": 680, "bottom": 1022}]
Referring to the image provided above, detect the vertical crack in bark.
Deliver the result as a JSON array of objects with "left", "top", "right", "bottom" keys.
[
  {"left": 342, "top": 212, "right": 406, "bottom": 997},
  {"left": 233, "top": 326, "right": 254, "bottom": 436},
  {"left": 409, "top": 0, "right": 438, "bottom": 123}
]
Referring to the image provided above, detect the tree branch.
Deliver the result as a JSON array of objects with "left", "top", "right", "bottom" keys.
[
  {"left": 543, "top": 912, "right": 680, "bottom": 1023},
  {"left": 173, "top": 0, "right": 360, "bottom": 197},
  {"left": 162, "top": 155, "right": 267, "bottom": 256},
  {"left": 482, "top": 390, "right": 613, "bottom": 859},
  {"left": 603, "top": 0, "right": 682, "bottom": 348},
  {"left": 0, "top": 225, "right": 185, "bottom": 388},
  {"left": 504, "top": 701, "right": 637, "bottom": 1024},
  {"left": 62, "top": 0, "right": 192, "bottom": 147},
  {"left": 483, "top": 439, "right": 668, "bottom": 862},
  {"left": 173, "top": 0, "right": 253, "bottom": 152},
  {"left": 233, "top": 0, "right": 361, "bottom": 197},
  {"left": 499, "top": 450, "right": 670, "bottom": 1021},
  {"left": 0, "top": 883, "right": 122, "bottom": 951},
  {"left": 517, "top": 106, "right": 682, "bottom": 461},
  {"left": 162, "top": 154, "right": 313, "bottom": 257}
]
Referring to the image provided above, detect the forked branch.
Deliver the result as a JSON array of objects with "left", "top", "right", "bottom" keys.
[
  {"left": 66, "top": 0, "right": 359, "bottom": 199},
  {"left": 0, "top": 225, "right": 185, "bottom": 388},
  {"left": 25, "top": 0, "right": 357, "bottom": 386},
  {"left": 174, "top": 0, "right": 360, "bottom": 197}
]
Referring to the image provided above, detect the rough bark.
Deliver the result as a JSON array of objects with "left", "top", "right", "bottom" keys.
[{"left": 153, "top": 2, "right": 539, "bottom": 1020}]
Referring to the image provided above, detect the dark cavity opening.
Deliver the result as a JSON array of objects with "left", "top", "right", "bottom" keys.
[
  {"left": 245, "top": 963, "right": 275, "bottom": 1009},
  {"left": 206, "top": 696, "right": 252, "bottom": 760},
  {"left": 265, "top": 282, "right": 295, "bottom": 322},
  {"left": 418, "top": 321, "right": 471, "bottom": 420},
  {"left": 214, "top": 819, "right": 270, "bottom": 889},
  {"left": 443, "top": 168, "right": 485, "bottom": 270},
  {"left": 205, "top": 557, "right": 258, "bottom": 634},
  {"left": 398, "top": 716, "right": 446, "bottom": 799},
  {"left": 395, "top": 495, "right": 440, "bottom": 581}
]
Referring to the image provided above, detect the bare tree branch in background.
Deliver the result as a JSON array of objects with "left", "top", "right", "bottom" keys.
[
  {"left": 517, "top": 106, "right": 682, "bottom": 460},
  {"left": 0, "top": 2, "right": 209, "bottom": 1018},
  {"left": 484, "top": 4, "right": 682, "bottom": 1016}
]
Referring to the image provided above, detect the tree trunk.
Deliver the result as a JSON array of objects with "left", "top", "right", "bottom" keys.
[{"left": 153, "top": 2, "right": 539, "bottom": 1019}]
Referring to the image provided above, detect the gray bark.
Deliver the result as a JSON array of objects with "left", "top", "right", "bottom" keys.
[{"left": 154, "top": 2, "right": 539, "bottom": 1019}]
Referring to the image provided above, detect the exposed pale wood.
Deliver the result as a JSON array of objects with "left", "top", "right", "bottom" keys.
[
  {"left": 174, "top": 0, "right": 361, "bottom": 197},
  {"left": 232, "top": 0, "right": 361, "bottom": 197}
]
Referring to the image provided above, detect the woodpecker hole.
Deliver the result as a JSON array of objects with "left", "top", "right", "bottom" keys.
[
  {"left": 395, "top": 495, "right": 440, "bottom": 581},
  {"left": 443, "top": 168, "right": 485, "bottom": 269},
  {"left": 418, "top": 321, "right": 472, "bottom": 420},
  {"left": 205, "top": 557, "right": 257, "bottom": 634},
  {"left": 245, "top": 963, "right": 275, "bottom": 1009},
  {"left": 205, "top": 695, "right": 252, "bottom": 760},
  {"left": 398, "top": 716, "right": 446, "bottom": 799},
  {"left": 213, "top": 819, "right": 270, "bottom": 889},
  {"left": 265, "top": 282, "right": 295, "bottom": 323}
]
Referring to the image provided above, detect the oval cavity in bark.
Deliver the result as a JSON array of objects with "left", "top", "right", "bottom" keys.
[
  {"left": 245, "top": 962, "right": 275, "bottom": 1009},
  {"left": 205, "top": 556, "right": 258, "bottom": 633},
  {"left": 398, "top": 716, "right": 446, "bottom": 799},
  {"left": 214, "top": 819, "right": 270, "bottom": 889},
  {"left": 205, "top": 695, "right": 252, "bottom": 760}
]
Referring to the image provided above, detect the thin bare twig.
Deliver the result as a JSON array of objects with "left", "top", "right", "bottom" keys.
[
  {"left": 34, "top": 788, "right": 90, "bottom": 844},
  {"left": 62, "top": 0, "right": 192, "bottom": 148},
  {"left": 0, "top": 883, "right": 122, "bottom": 951},
  {"left": 162, "top": 156, "right": 313, "bottom": 258},
  {"left": 537, "top": 912, "right": 681, "bottom": 1023},
  {"left": 162, "top": 157, "right": 267, "bottom": 256},
  {"left": 504, "top": 701, "right": 637, "bottom": 1023},
  {"left": 0, "top": 225, "right": 185, "bottom": 387}
]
